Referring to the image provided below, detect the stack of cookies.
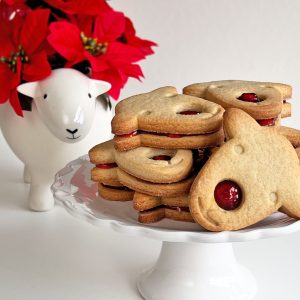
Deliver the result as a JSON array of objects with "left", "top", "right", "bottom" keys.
[
  {"left": 89, "top": 81, "right": 300, "bottom": 232},
  {"left": 89, "top": 86, "right": 225, "bottom": 223},
  {"left": 183, "top": 80, "right": 292, "bottom": 126},
  {"left": 183, "top": 80, "right": 300, "bottom": 156}
]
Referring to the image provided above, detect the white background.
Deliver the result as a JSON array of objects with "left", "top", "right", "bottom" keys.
[{"left": 1, "top": 0, "right": 300, "bottom": 299}]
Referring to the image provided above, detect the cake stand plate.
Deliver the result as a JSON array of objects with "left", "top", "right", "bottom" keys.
[{"left": 52, "top": 156, "right": 300, "bottom": 300}]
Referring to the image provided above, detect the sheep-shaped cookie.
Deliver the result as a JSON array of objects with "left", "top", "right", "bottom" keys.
[{"left": 190, "top": 108, "right": 300, "bottom": 231}]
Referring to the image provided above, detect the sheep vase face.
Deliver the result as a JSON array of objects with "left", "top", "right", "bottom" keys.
[{"left": 17, "top": 69, "right": 111, "bottom": 143}]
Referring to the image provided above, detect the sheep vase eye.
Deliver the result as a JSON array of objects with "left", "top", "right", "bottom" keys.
[
  {"left": 88, "top": 93, "right": 92, "bottom": 98},
  {"left": 43, "top": 94, "right": 47, "bottom": 99}
]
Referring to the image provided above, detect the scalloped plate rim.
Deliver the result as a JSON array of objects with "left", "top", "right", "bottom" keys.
[{"left": 51, "top": 155, "right": 300, "bottom": 244}]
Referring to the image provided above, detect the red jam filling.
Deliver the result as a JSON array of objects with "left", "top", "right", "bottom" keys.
[
  {"left": 151, "top": 155, "right": 172, "bottom": 161},
  {"left": 118, "top": 131, "right": 138, "bottom": 138},
  {"left": 214, "top": 180, "right": 242, "bottom": 210},
  {"left": 166, "top": 133, "right": 184, "bottom": 138},
  {"left": 96, "top": 163, "right": 117, "bottom": 169},
  {"left": 168, "top": 206, "right": 190, "bottom": 212},
  {"left": 144, "top": 205, "right": 189, "bottom": 213},
  {"left": 237, "top": 93, "right": 261, "bottom": 103},
  {"left": 178, "top": 110, "right": 200, "bottom": 115},
  {"left": 116, "top": 131, "right": 185, "bottom": 138},
  {"left": 102, "top": 184, "right": 131, "bottom": 191},
  {"left": 256, "top": 118, "right": 276, "bottom": 126}
]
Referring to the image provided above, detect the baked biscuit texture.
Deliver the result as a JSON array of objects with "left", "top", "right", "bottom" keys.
[
  {"left": 139, "top": 208, "right": 193, "bottom": 224},
  {"left": 278, "top": 126, "right": 300, "bottom": 147},
  {"left": 190, "top": 108, "right": 300, "bottom": 231},
  {"left": 118, "top": 168, "right": 195, "bottom": 197},
  {"left": 295, "top": 147, "right": 300, "bottom": 160},
  {"left": 89, "top": 140, "right": 115, "bottom": 164},
  {"left": 91, "top": 167, "right": 119, "bottom": 185},
  {"left": 134, "top": 193, "right": 194, "bottom": 223},
  {"left": 89, "top": 140, "right": 132, "bottom": 201},
  {"left": 183, "top": 80, "right": 291, "bottom": 120},
  {"left": 112, "top": 86, "right": 224, "bottom": 135},
  {"left": 133, "top": 192, "right": 190, "bottom": 211},
  {"left": 98, "top": 183, "right": 134, "bottom": 201},
  {"left": 282, "top": 102, "right": 292, "bottom": 118},
  {"left": 115, "top": 147, "right": 193, "bottom": 184},
  {"left": 90, "top": 140, "right": 194, "bottom": 184},
  {"left": 89, "top": 140, "right": 122, "bottom": 186},
  {"left": 114, "top": 127, "right": 224, "bottom": 151}
]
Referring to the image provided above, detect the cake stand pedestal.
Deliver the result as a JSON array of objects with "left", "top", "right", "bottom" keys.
[
  {"left": 137, "top": 242, "right": 256, "bottom": 300},
  {"left": 52, "top": 156, "right": 300, "bottom": 300}
]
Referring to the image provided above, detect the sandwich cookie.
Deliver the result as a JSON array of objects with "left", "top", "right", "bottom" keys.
[
  {"left": 89, "top": 140, "right": 134, "bottom": 201},
  {"left": 190, "top": 108, "right": 300, "bottom": 231},
  {"left": 133, "top": 192, "right": 194, "bottom": 223},
  {"left": 183, "top": 80, "right": 292, "bottom": 126},
  {"left": 112, "top": 86, "right": 224, "bottom": 151}
]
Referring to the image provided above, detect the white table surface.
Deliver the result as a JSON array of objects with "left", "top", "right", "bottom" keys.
[{"left": 1, "top": 132, "right": 300, "bottom": 300}]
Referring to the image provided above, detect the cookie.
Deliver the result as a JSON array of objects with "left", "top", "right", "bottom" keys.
[
  {"left": 278, "top": 126, "right": 300, "bottom": 148},
  {"left": 98, "top": 183, "right": 134, "bottom": 201},
  {"left": 89, "top": 140, "right": 121, "bottom": 186},
  {"left": 296, "top": 147, "right": 300, "bottom": 160},
  {"left": 114, "top": 127, "right": 224, "bottom": 151},
  {"left": 90, "top": 140, "right": 194, "bottom": 184},
  {"left": 133, "top": 192, "right": 194, "bottom": 223},
  {"left": 117, "top": 168, "right": 195, "bottom": 197},
  {"left": 112, "top": 86, "right": 224, "bottom": 151},
  {"left": 89, "top": 140, "right": 131, "bottom": 200},
  {"left": 190, "top": 108, "right": 300, "bottom": 231},
  {"left": 282, "top": 102, "right": 291, "bottom": 118},
  {"left": 183, "top": 80, "right": 292, "bottom": 123},
  {"left": 133, "top": 192, "right": 190, "bottom": 211}
]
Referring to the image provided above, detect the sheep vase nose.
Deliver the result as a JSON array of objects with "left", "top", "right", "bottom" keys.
[
  {"left": 66, "top": 128, "right": 78, "bottom": 135},
  {"left": 66, "top": 128, "right": 81, "bottom": 142}
]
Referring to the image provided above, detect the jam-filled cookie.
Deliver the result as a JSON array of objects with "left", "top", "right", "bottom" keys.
[
  {"left": 133, "top": 192, "right": 194, "bottom": 223},
  {"left": 89, "top": 140, "right": 194, "bottom": 184},
  {"left": 112, "top": 86, "right": 224, "bottom": 151},
  {"left": 190, "top": 108, "right": 300, "bottom": 231},
  {"left": 89, "top": 140, "right": 134, "bottom": 201},
  {"left": 183, "top": 80, "right": 292, "bottom": 126}
]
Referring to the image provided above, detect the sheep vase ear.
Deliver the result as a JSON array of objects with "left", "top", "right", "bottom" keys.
[
  {"left": 89, "top": 79, "right": 111, "bottom": 97},
  {"left": 17, "top": 81, "right": 41, "bottom": 99}
]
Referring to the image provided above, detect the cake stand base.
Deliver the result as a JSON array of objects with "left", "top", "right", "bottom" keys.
[
  {"left": 53, "top": 156, "right": 300, "bottom": 300},
  {"left": 137, "top": 242, "right": 257, "bottom": 300}
]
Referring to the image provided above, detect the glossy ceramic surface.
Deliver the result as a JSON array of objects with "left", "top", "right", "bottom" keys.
[
  {"left": 52, "top": 155, "right": 300, "bottom": 243},
  {"left": 17, "top": 68, "right": 111, "bottom": 143},
  {"left": 0, "top": 69, "right": 112, "bottom": 211},
  {"left": 52, "top": 156, "right": 300, "bottom": 300}
]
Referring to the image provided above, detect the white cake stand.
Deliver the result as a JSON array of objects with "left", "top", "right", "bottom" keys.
[{"left": 51, "top": 156, "right": 300, "bottom": 300}]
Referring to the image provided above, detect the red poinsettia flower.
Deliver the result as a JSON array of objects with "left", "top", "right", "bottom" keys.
[
  {"left": 44, "top": 0, "right": 112, "bottom": 15},
  {"left": 48, "top": 11, "right": 146, "bottom": 99},
  {"left": 0, "top": 9, "right": 51, "bottom": 116},
  {"left": 121, "top": 17, "right": 157, "bottom": 56},
  {"left": 0, "top": 0, "right": 29, "bottom": 20}
]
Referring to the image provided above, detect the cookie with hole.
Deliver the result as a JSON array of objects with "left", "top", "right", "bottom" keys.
[
  {"left": 112, "top": 86, "right": 224, "bottom": 151},
  {"left": 114, "top": 127, "right": 224, "bottom": 151},
  {"left": 190, "top": 108, "right": 300, "bottom": 231},
  {"left": 90, "top": 139, "right": 194, "bottom": 184},
  {"left": 183, "top": 80, "right": 292, "bottom": 124}
]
